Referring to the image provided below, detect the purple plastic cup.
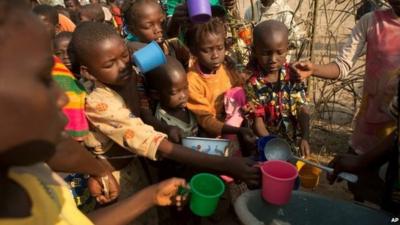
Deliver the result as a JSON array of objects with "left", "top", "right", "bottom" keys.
[{"left": 187, "top": 0, "right": 212, "bottom": 24}]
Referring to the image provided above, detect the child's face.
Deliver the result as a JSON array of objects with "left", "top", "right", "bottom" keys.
[
  {"left": 160, "top": 72, "right": 189, "bottom": 110},
  {"left": 129, "top": 3, "right": 165, "bottom": 44},
  {"left": 79, "top": 11, "right": 92, "bottom": 22},
  {"left": 0, "top": 16, "right": 68, "bottom": 165},
  {"left": 37, "top": 14, "right": 57, "bottom": 39},
  {"left": 253, "top": 33, "right": 288, "bottom": 73},
  {"left": 388, "top": 0, "right": 400, "bottom": 16},
  {"left": 195, "top": 33, "right": 226, "bottom": 72},
  {"left": 64, "top": 0, "right": 79, "bottom": 11},
  {"left": 83, "top": 36, "right": 133, "bottom": 87},
  {"left": 54, "top": 37, "right": 72, "bottom": 69}
]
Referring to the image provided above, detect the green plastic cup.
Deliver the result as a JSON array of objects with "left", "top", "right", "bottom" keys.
[{"left": 189, "top": 173, "right": 225, "bottom": 217}]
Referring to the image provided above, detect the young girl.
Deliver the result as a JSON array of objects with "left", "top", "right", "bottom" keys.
[
  {"left": 185, "top": 17, "right": 256, "bottom": 144},
  {"left": 245, "top": 20, "right": 310, "bottom": 157}
]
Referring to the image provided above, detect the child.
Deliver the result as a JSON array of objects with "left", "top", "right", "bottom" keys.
[
  {"left": 0, "top": 1, "right": 187, "bottom": 224},
  {"left": 146, "top": 56, "right": 198, "bottom": 138},
  {"left": 79, "top": 3, "right": 105, "bottom": 23},
  {"left": 145, "top": 57, "right": 199, "bottom": 224},
  {"left": 124, "top": 0, "right": 190, "bottom": 69},
  {"left": 185, "top": 18, "right": 256, "bottom": 142},
  {"left": 145, "top": 55, "right": 197, "bottom": 187},
  {"left": 33, "top": 4, "right": 60, "bottom": 39},
  {"left": 54, "top": 31, "right": 73, "bottom": 70},
  {"left": 245, "top": 20, "right": 310, "bottom": 157},
  {"left": 63, "top": 0, "right": 81, "bottom": 24}
]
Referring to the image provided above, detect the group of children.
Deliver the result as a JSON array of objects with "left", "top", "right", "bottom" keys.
[{"left": 1, "top": 0, "right": 400, "bottom": 224}]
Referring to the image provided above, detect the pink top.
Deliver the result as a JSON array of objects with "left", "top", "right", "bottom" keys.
[{"left": 348, "top": 9, "right": 400, "bottom": 154}]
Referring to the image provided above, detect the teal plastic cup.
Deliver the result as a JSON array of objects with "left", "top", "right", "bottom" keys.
[{"left": 190, "top": 173, "right": 225, "bottom": 217}]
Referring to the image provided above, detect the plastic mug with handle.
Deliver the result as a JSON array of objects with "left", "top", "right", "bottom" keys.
[
  {"left": 189, "top": 173, "right": 225, "bottom": 217},
  {"left": 260, "top": 160, "right": 298, "bottom": 205},
  {"left": 132, "top": 41, "right": 167, "bottom": 73}
]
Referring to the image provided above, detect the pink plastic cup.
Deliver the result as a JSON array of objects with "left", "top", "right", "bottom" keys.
[{"left": 260, "top": 160, "right": 298, "bottom": 205}]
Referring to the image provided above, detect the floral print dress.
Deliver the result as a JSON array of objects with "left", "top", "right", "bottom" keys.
[{"left": 245, "top": 63, "right": 308, "bottom": 142}]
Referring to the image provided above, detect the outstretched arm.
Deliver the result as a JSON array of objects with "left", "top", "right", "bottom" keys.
[{"left": 88, "top": 178, "right": 187, "bottom": 225}]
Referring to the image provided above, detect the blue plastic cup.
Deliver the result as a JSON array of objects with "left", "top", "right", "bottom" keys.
[
  {"left": 132, "top": 41, "right": 167, "bottom": 73},
  {"left": 187, "top": 0, "right": 212, "bottom": 23},
  {"left": 257, "top": 135, "right": 277, "bottom": 161}
]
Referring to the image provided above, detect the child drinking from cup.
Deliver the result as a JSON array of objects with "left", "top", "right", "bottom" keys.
[
  {"left": 245, "top": 20, "right": 310, "bottom": 157},
  {"left": 124, "top": 0, "right": 190, "bottom": 69}
]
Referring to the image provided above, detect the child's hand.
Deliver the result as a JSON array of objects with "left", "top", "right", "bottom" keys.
[
  {"left": 299, "top": 139, "right": 311, "bottom": 158},
  {"left": 226, "top": 157, "right": 260, "bottom": 187},
  {"left": 153, "top": 178, "right": 188, "bottom": 208},
  {"left": 290, "top": 61, "right": 314, "bottom": 81},
  {"left": 167, "top": 126, "right": 184, "bottom": 144},
  {"left": 88, "top": 171, "right": 120, "bottom": 204},
  {"left": 327, "top": 154, "right": 364, "bottom": 184}
]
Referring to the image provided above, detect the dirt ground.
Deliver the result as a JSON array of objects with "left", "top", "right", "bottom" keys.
[
  {"left": 301, "top": 119, "right": 355, "bottom": 202},
  {"left": 301, "top": 116, "right": 381, "bottom": 210}
]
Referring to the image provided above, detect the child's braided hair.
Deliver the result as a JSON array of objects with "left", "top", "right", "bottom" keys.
[{"left": 185, "top": 17, "right": 227, "bottom": 54}]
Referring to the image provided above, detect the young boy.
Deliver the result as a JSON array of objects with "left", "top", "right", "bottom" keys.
[
  {"left": 146, "top": 56, "right": 198, "bottom": 138},
  {"left": 185, "top": 18, "right": 256, "bottom": 143},
  {"left": 54, "top": 31, "right": 73, "bottom": 70},
  {"left": 245, "top": 20, "right": 310, "bottom": 157},
  {"left": 0, "top": 1, "right": 187, "bottom": 224},
  {"left": 69, "top": 21, "right": 259, "bottom": 212}
]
